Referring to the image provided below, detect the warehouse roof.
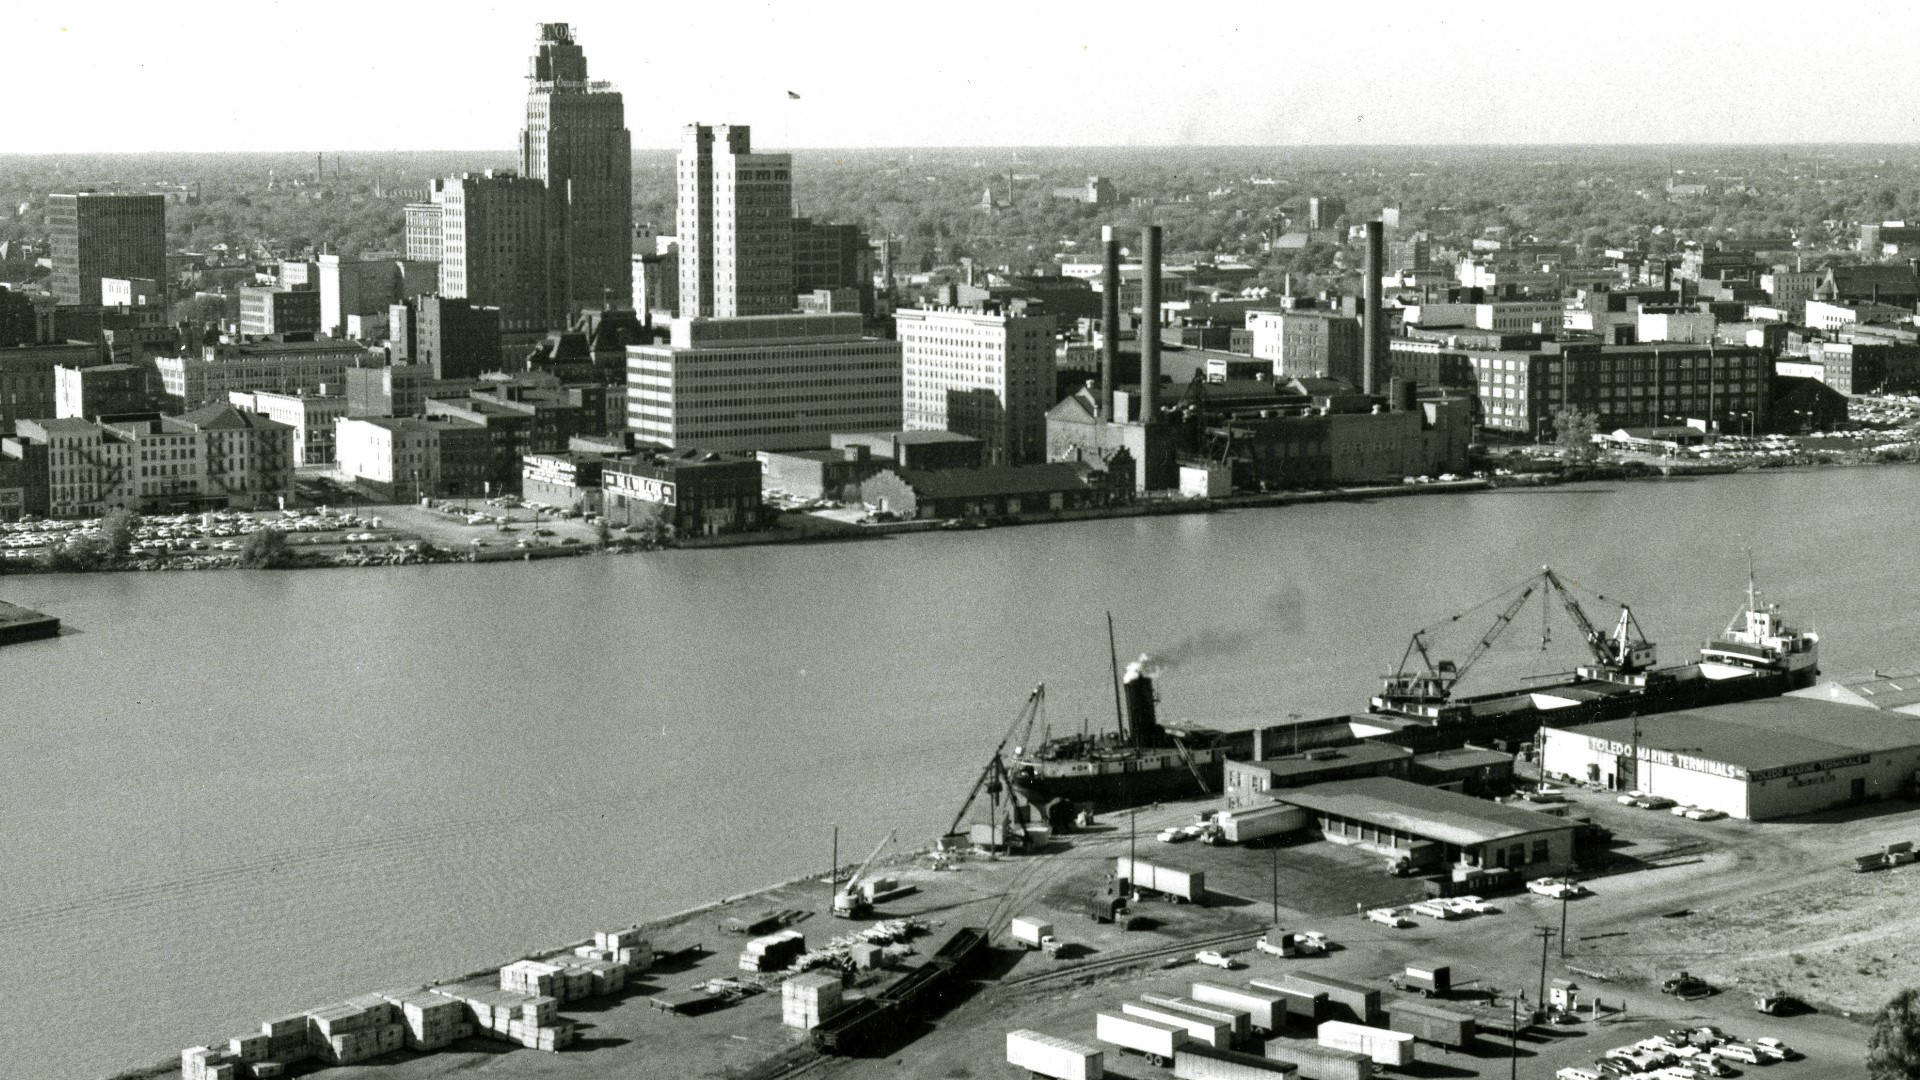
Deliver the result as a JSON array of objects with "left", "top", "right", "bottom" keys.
[
  {"left": 1561, "top": 698, "right": 1920, "bottom": 772},
  {"left": 1791, "top": 672, "right": 1920, "bottom": 714},
  {"left": 1277, "top": 777, "right": 1574, "bottom": 847},
  {"left": 1413, "top": 747, "right": 1515, "bottom": 773},
  {"left": 1243, "top": 741, "right": 1414, "bottom": 779}
]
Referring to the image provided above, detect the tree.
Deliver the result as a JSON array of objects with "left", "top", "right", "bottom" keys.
[
  {"left": 236, "top": 528, "right": 294, "bottom": 569},
  {"left": 1552, "top": 407, "right": 1601, "bottom": 463},
  {"left": 98, "top": 508, "right": 138, "bottom": 561},
  {"left": 1871, "top": 988, "right": 1920, "bottom": 1079}
]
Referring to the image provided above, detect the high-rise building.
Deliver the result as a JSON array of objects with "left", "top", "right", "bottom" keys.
[
  {"left": 403, "top": 180, "right": 447, "bottom": 263},
  {"left": 677, "top": 124, "right": 793, "bottom": 319},
  {"left": 521, "top": 22, "right": 633, "bottom": 314},
  {"left": 47, "top": 193, "right": 167, "bottom": 307},
  {"left": 439, "top": 171, "right": 551, "bottom": 333},
  {"left": 896, "top": 303, "right": 1054, "bottom": 465},
  {"left": 412, "top": 295, "right": 503, "bottom": 380},
  {"left": 238, "top": 285, "right": 322, "bottom": 337}
]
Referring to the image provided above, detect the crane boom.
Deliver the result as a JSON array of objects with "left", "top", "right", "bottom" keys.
[
  {"left": 943, "top": 685, "right": 1042, "bottom": 840},
  {"left": 1541, "top": 566, "right": 1656, "bottom": 674},
  {"left": 832, "top": 829, "right": 897, "bottom": 917}
]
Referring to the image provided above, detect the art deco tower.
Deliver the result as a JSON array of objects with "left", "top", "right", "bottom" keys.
[{"left": 520, "top": 22, "right": 633, "bottom": 314}]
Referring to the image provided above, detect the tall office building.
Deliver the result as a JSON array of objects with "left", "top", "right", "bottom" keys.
[
  {"left": 439, "top": 171, "right": 550, "bottom": 333},
  {"left": 521, "top": 23, "right": 633, "bottom": 313},
  {"left": 48, "top": 193, "right": 167, "bottom": 307},
  {"left": 896, "top": 303, "right": 1054, "bottom": 465},
  {"left": 677, "top": 124, "right": 793, "bottom": 319}
]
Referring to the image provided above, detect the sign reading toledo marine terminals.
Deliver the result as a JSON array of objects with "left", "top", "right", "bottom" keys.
[{"left": 608, "top": 470, "right": 677, "bottom": 507}]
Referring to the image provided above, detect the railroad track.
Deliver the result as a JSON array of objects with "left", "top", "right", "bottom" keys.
[{"left": 1000, "top": 927, "right": 1261, "bottom": 993}]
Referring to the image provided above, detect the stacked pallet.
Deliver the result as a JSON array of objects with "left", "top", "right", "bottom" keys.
[
  {"left": 593, "top": 927, "right": 654, "bottom": 971},
  {"left": 257, "top": 1015, "right": 311, "bottom": 1065},
  {"left": 499, "top": 960, "right": 564, "bottom": 998},
  {"left": 305, "top": 998, "right": 403, "bottom": 1065},
  {"left": 380, "top": 989, "right": 476, "bottom": 1051},
  {"left": 428, "top": 984, "right": 570, "bottom": 1052},
  {"left": 739, "top": 930, "right": 807, "bottom": 973},
  {"left": 782, "top": 971, "right": 847, "bottom": 1030},
  {"left": 180, "top": 1045, "right": 239, "bottom": 1080}
]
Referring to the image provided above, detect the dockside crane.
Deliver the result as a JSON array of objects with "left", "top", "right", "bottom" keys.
[
  {"left": 940, "top": 685, "right": 1044, "bottom": 849},
  {"left": 832, "top": 829, "right": 898, "bottom": 918},
  {"left": 1539, "top": 566, "right": 1657, "bottom": 675},
  {"left": 1377, "top": 583, "right": 1537, "bottom": 711}
]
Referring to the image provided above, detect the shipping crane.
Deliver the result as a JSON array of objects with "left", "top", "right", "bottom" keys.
[
  {"left": 832, "top": 829, "right": 897, "bottom": 918},
  {"left": 1539, "top": 566, "right": 1657, "bottom": 676},
  {"left": 1375, "top": 582, "right": 1537, "bottom": 713},
  {"left": 940, "top": 685, "right": 1044, "bottom": 846}
]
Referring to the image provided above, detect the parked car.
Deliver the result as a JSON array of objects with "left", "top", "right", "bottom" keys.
[
  {"left": 1365, "top": 907, "right": 1413, "bottom": 928},
  {"left": 1634, "top": 795, "right": 1677, "bottom": 810},
  {"left": 1156, "top": 828, "right": 1186, "bottom": 843},
  {"left": 1528, "top": 877, "right": 1589, "bottom": 899},
  {"left": 1195, "top": 949, "right": 1237, "bottom": 970},
  {"left": 1754, "top": 992, "right": 1809, "bottom": 1015},
  {"left": 1685, "top": 808, "right": 1728, "bottom": 821},
  {"left": 1753, "top": 1037, "right": 1797, "bottom": 1061},
  {"left": 1615, "top": 790, "right": 1648, "bottom": 806},
  {"left": 1662, "top": 971, "right": 1714, "bottom": 1000}
]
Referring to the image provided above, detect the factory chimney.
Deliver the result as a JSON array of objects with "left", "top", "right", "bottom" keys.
[
  {"left": 1141, "top": 225, "right": 1162, "bottom": 422},
  {"left": 1364, "top": 220, "right": 1385, "bottom": 396},
  {"left": 1101, "top": 226, "right": 1120, "bottom": 420}
]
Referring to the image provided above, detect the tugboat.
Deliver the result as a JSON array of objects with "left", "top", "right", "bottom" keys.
[{"left": 1007, "top": 565, "right": 1820, "bottom": 813}]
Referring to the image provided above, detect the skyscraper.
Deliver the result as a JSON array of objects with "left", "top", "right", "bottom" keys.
[
  {"left": 439, "top": 171, "right": 549, "bottom": 333},
  {"left": 520, "top": 23, "right": 632, "bottom": 314},
  {"left": 47, "top": 193, "right": 167, "bottom": 307},
  {"left": 677, "top": 124, "right": 793, "bottom": 319}
]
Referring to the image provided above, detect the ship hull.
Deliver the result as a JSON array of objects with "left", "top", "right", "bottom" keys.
[{"left": 1012, "top": 663, "right": 1816, "bottom": 813}]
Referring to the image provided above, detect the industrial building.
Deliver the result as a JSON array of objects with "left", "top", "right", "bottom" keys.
[
  {"left": 601, "top": 448, "right": 765, "bottom": 537},
  {"left": 1540, "top": 697, "right": 1920, "bottom": 820},
  {"left": 1222, "top": 743, "right": 1415, "bottom": 808},
  {"left": 1275, "top": 776, "right": 1576, "bottom": 877}
]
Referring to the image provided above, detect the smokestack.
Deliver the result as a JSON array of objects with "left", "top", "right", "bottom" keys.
[
  {"left": 1141, "top": 225, "right": 1162, "bottom": 421},
  {"left": 1121, "top": 658, "right": 1161, "bottom": 747},
  {"left": 1364, "top": 220, "right": 1384, "bottom": 396},
  {"left": 1101, "top": 226, "right": 1120, "bottom": 420}
]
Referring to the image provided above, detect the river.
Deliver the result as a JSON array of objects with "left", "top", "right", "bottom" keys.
[{"left": 3, "top": 467, "right": 1915, "bottom": 1079}]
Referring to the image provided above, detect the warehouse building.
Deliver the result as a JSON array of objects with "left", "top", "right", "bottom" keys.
[
  {"left": 1276, "top": 776, "right": 1575, "bottom": 877},
  {"left": 1223, "top": 742, "right": 1414, "bottom": 808},
  {"left": 1540, "top": 697, "right": 1920, "bottom": 820}
]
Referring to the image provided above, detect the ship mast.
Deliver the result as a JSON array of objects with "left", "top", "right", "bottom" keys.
[{"left": 1107, "top": 612, "right": 1127, "bottom": 743}]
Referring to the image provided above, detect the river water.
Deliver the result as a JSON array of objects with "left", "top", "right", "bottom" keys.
[{"left": 4, "top": 467, "right": 1916, "bottom": 1079}]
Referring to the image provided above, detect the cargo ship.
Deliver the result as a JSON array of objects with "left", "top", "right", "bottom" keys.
[{"left": 1009, "top": 567, "right": 1819, "bottom": 813}]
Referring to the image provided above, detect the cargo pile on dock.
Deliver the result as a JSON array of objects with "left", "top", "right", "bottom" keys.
[{"left": 177, "top": 926, "right": 653, "bottom": 1078}]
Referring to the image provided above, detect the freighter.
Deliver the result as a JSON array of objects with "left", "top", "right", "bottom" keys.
[{"left": 1008, "top": 566, "right": 1820, "bottom": 813}]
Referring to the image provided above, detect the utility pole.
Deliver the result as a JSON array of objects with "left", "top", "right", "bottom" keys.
[
  {"left": 1508, "top": 992, "right": 1519, "bottom": 1080},
  {"left": 1561, "top": 893, "right": 1570, "bottom": 958},
  {"left": 830, "top": 824, "right": 838, "bottom": 911},
  {"left": 1128, "top": 810, "right": 1137, "bottom": 900},
  {"left": 1271, "top": 846, "right": 1280, "bottom": 928},
  {"left": 1534, "top": 926, "right": 1558, "bottom": 1008}
]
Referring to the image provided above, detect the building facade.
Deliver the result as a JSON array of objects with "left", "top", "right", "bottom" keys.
[
  {"left": 439, "top": 171, "right": 551, "bottom": 332},
  {"left": 229, "top": 389, "right": 347, "bottom": 466},
  {"left": 239, "top": 286, "right": 322, "bottom": 337},
  {"left": 56, "top": 362, "right": 156, "bottom": 420},
  {"left": 1246, "top": 309, "right": 1363, "bottom": 383},
  {"left": 677, "top": 124, "right": 793, "bottom": 319},
  {"left": 410, "top": 295, "right": 503, "bottom": 380},
  {"left": 155, "top": 339, "right": 371, "bottom": 410},
  {"left": 601, "top": 449, "right": 764, "bottom": 536},
  {"left": 520, "top": 22, "right": 633, "bottom": 313},
  {"left": 896, "top": 304, "right": 1053, "bottom": 465},
  {"left": 626, "top": 314, "right": 902, "bottom": 453},
  {"left": 2, "top": 342, "right": 106, "bottom": 433},
  {"left": 48, "top": 192, "right": 167, "bottom": 307}
]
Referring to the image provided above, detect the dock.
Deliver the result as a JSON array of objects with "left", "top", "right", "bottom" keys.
[{"left": 0, "top": 600, "right": 59, "bottom": 645}]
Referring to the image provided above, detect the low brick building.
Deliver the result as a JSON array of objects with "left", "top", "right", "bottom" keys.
[
  {"left": 601, "top": 449, "right": 764, "bottom": 538},
  {"left": 858, "top": 462, "right": 1117, "bottom": 521}
]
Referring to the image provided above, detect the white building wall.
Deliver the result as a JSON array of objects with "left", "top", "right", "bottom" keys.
[{"left": 625, "top": 335, "right": 902, "bottom": 454}]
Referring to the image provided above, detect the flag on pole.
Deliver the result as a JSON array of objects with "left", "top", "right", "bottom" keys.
[{"left": 786, "top": 90, "right": 801, "bottom": 100}]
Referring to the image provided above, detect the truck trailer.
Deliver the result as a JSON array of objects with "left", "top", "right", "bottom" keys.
[
  {"left": 1262, "top": 1037, "right": 1374, "bottom": 1080},
  {"left": 1249, "top": 978, "right": 1328, "bottom": 1028},
  {"left": 1096, "top": 1011, "right": 1189, "bottom": 1067},
  {"left": 1116, "top": 856, "right": 1207, "bottom": 904},
  {"left": 1007, "top": 1029, "right": 1104, "bottom": 1080},
  {"left": 1123, "top": 1002, "right": 1231, "bottom": 1049},
  {"left": 1192, "top": 982, "right": 1288, "bottom": 1035},
  {"left": 1214, "top": 804, "right": 1308, "bottom": 844},
  {"left": 1174, "top": 1045, "right": 1300, "bottom": 1079},
  {"left": 1385, "top": 1000, "right": 1475, "bottom": 1049},
  {"left": 1387, "top": 965, "right": 1451, "bottom": 998},
  {"left": 1140, "top": 992, "right": 1251, "bottom": 1041},
  {"left": 1316, "top": 1021, "right": 1414, "bottom": 1067},
  {"left": 1268, "top": 973, "right": 1379, "bottom": 1026}
]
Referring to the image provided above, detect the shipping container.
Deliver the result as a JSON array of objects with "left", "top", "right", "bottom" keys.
[
  {"left": 1141, "top": 992, "right": 1252, "bottom": 1041},
  {"left": 1123, "top": 1001, "right": 1231, "bottom": 1049},
  {"left": 1175, "top": 1045, "right": 1301, "bottom": 1079},
  {"left": 1268, "top": 973, "right": 1379, "bottom": 1025},
  {"left": 1261, "top": 1037, "right": 1374, "bottom": 1080},
  {"left": 1249, "top": 978, "right": 1328, "bottom": 1027},
  {"left": 1097, "top": 1011, "right": 1190, "bottom": 1065},
  {"left": 1116, "top": 856, "right": 1207, "bottom": 903},
  {"left": 1012, "top": 916, "right": 1055, "bottom": 949},
  {"left": 1316, "top": 1021, "right": 1414, "bottom": 1067},
  {"left": 1007, "top": 1029, "right": 1105, "bottom": 1080},
  {"left": 1385, "top": 1000, "right": 1474, "bottom": 1049},
  {"left": 1215, "top": 804, "right": 1309, "bottom": 844},
  {"left": 1192, "top": 982, "right": 1288, "bottom": 1034}
]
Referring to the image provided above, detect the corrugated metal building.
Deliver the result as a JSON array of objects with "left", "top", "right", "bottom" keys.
[{"left": 1276, "top": 776, "right": 1575, "bottom": 876}]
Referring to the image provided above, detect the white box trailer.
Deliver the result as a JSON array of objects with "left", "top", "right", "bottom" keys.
[
  {"left": 1215, "top": 804, "right": 1308, "bottom": 844},
  {"left": 1008, "top": 1029, "right": 1104, "bottom": 1080},
  {"left": 1261, "top": 1037, "right": 1373, "bottom": 1080},
  {"left": 1316, "top": 1021, "right": 1414, "bottom": 1067},
  {"left": 1116, "top": 856, "right": 1207, "bottom": 903},
  {"left": 1097, "top": 1011, "right": 1189, "bottom": 1066},
  {"left": 1175, "top": 1045, "right": 1301, "bottom": 1078},
  {"left": 1249, "top": 978, "right": 1328, "bottom": 1027},
  {"left": 1192, "top": 982, "right": 1288, "bottom": 1035},
  {"left": 1123, "top": 1001, "right": 1231, "bottom": 1049},
  {"left": 1141, "top": 991, "right": 1251, "bottom": 1041},
  {"left": 1011, "top": 916, "right": 1055, "bottom": 949}
]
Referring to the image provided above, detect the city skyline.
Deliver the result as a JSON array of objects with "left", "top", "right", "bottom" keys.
[{"left": 15, "top": 0, "right": 1920, "bottom": 154}]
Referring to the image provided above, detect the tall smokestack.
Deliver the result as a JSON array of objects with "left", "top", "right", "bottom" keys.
[
  {"left": 1141, "top": 225, "right": 1162, "bottom": 421},
  {"left": 1364, "top": 220, "right": 1384, "bottom": 396},
  {"left": 1101, "top": 226, "right": 1120, "bottom": 420}
]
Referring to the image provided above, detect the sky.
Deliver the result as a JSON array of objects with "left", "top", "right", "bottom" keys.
[{"left": 13, "top": 0, "right": 1920, "bottom": 153}]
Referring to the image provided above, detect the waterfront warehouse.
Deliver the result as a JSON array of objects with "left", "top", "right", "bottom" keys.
[
  {"left": 1541, "top": 696, "right": 1920, "bottom": 820},
  {"left": 1274, "top": 777, "right": 1576, "bottom": 877}
]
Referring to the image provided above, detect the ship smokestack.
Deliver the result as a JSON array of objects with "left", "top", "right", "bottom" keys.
[
  {"left": 1101, "top": 226, "right": 1120, "bottom": 420},
  {"left": 1364, "top": 220, "right": 1385, "bottom": 396},
  {"left": 1122, "top": 657, "right": 1161, "bottom": 747},
  {"left": 1141, "top": 225, "right": 1162, "bottom": 422}
]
